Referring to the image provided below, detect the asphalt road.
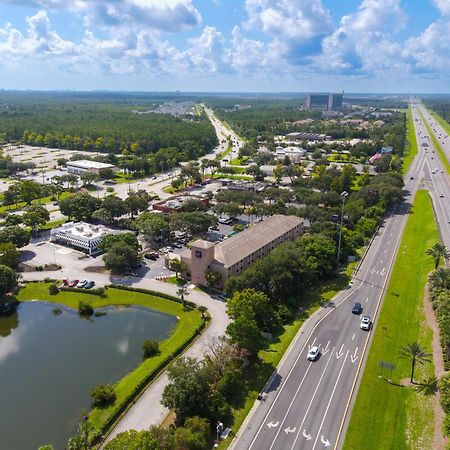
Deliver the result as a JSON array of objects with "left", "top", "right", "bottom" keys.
[{"left": 230, "top": 116, "right": 431, "bottom": 450}]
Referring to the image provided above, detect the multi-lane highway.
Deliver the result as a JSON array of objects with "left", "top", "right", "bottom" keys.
[{"left": 230, "top": 105, "right": 449, "bottom": 450}]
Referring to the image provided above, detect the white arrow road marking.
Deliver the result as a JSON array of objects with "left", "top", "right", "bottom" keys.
[
  {"left": 321, "top": 436, "right": 331, "bottom": 447},
  {"left": 303, "top": 430, "right": 312, "bottom": 441},
  {"left": 322, "top": 341, "right": 330, "bottom": 355},
  {"left": 311, "top": 350, "right": 349, "bottom": 450},
  {"left": 336, "top": 344, "right": 344, "bottom": 359},
  {"left": 308, "top": 337, "right": 317, "bottom": 352},
  {"left": 267, "top": 421, "right": 279, "bottom": 429},
  {"left": 366, "top": 297, "right": 369, "bottom": 303},
  {"left": 380, "top": 267, "right": 386, "bottom": 276},
  {"left": 370, "top": 267, "right": 376, "bottom": 274},
  {"left": 351, "top": 347, "right": 359, "bottom": 363},
  {"left": 380, "top": 260, "right": 383, "bottom": 264},
  {"left": 284, "top": 427, "right": 296, "bottom": 435},
  {"left": 351, "top": 333, "right": 355, "bottom": 341}
]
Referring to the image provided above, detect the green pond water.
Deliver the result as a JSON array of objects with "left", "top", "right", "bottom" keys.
[{"left": 0, "top": 301, "right": 177, "bottom": 450}]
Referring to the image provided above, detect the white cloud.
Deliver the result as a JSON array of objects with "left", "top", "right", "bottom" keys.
[{"left": 433, "top": 0, "right": 450, "bottom": 15}]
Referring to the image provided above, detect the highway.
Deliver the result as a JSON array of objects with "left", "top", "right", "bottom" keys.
[{"left": 230, "top": 105, "right": 449, "bottom": 450}]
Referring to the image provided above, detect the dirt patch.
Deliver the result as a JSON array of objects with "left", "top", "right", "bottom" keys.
[
  {"left": 84, "top": 265, "right": 107, "bottom": 274},
  {"left": 400, "top": 378, "right": 415, "bottom": 388},
  {"left": 423, "top": 281, "right": 449, "bottom": 450},
  {"left": 18, "top": 262, "right": 61, "bottom": 272}
]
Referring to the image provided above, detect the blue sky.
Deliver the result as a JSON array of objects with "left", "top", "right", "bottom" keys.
[{"left": 0, "top": 0, "right": 449, "bottom": 93}]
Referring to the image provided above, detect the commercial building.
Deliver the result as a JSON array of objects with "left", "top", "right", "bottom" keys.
[
  {"left": 50, "top": 222, "right": 122, "bottom": 255},
  {"left": 275, "top": 146, "right": 306, "bottom": 163},
  {"left": 66, "top": 160, "right": 117, "bottom": 176},
  {"left": 153, "top": 195, "right": 209, "bottom": 214},
  {"left": 285, "top": 132, "right": 331, "bottom": 142},
  {"left": 180, "top": 215, "right": 306, "bottom": 288},
  {"left": 304, "top": 93, "right": 343, "bottom": 111}
]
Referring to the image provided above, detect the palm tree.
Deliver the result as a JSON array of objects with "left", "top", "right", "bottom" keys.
[
  {"left": 429, "top": 267, "right": 450, "bottom": 291},
  {"left": 177, "top": 287, "right": 189, "bottom": 303},
  {"left": 399, "top": 342, "right": 432, "bottom": 383},
  {"left": 426, "top": 242, "right": 449, "bottom": 269}
]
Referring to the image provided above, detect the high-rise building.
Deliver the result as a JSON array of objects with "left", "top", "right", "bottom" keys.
[{"left": 304, "top": 93, "right": 343, "bottom": 111}]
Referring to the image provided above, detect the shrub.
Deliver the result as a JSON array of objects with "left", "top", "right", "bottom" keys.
[
  {"left": 106, "top": 187, "right": 114, "bottom": 193},
  {"left": 91, "top": 384, "right": 116, "bottom": 408},
  {"left": 48, "top": 283, "right": 59, "bottom": 295},
  {"left": 143, "top": 339, "right": 160, "bottom": 359},
  {"left": 78, "top": 300, "right": 94, "bottom": 317},
  {"left": 233, "top": 223, "right": 245, "bottom": 232}
]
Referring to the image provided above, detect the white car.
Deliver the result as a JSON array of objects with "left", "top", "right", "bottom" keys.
[
  {"left": 307, "top": 346, "right": 320, "bottom": 361},
  {"left": 360, "top": 316, "right": 371, "bottom": 331},
  {"left": 77, "top": 279, "right": 88, "bottom": 288}
]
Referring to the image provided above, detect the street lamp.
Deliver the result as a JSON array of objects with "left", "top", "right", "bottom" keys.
[
  {"left": 337, "top": 190, "right": 348, "bottom": 272},
  {"left": 215, "top": 422, "right": 224, "bottom": 447}
]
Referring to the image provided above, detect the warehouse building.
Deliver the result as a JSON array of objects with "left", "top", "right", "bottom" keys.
[{"left": 66, "top": 160, "right": 117, "bottom": 175}]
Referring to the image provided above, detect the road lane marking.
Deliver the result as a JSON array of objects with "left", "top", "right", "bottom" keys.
[
  {"left": 284, "top": 427, "right": 296, "bottom": 435},
  {"left": 351, "top": 347, "right": 359, "bottom": 363},
  {"left": 287, "top": 348, "right": 336, "bottom": 450},
  {"left": 308, "top": 337, "right": 317, "bottom": 352},
  {"left": 322, "top": 341, "right": 330, "bottom": 355},
  {"left": 303, "top": 430, "right": 312, "bottom": 441},
  {"left": 381, "top": 267, "right": 386, "bottom": 276},
  {"left": 267, "top": 421, "right": 279, "bottom": 429},
  {"left": 366, "top": 296, "right": 369, "bottom": 303},
  {"left": 321, "top": 436, "right": 331, "bottom": 447},
  {"left": 370, "top": 267, "right": 375, "bottom": 274},
  {"left": 260, "top": 359, "right": 315, "bottom": 450},
  {"left": 351, "top": 333, "right": 355, "bottom": 341},
  {"left": 336, "top": 344, "right": 344, "bottom": 359},
  {"left": 308, "top": 350, "right": 349, "bottom": 450}
]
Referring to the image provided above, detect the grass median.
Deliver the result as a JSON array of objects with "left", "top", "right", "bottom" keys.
[
  {"left": 344, "top": 190, "right": 438, "bottom": 450},
  {"left": 17, "top": 282, "right": 203, "bottom": 438},
  {"left": 403, "top": 105, "right": 418, "bottom": 175}
]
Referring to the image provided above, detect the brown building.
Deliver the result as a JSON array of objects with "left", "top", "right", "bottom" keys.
[{"left": 180, "top": 215, "right": 306, "bottom": 288}]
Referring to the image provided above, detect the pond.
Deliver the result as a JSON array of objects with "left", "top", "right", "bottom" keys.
[{"left": 0, "top": 301, "right": 177, "bottom": 450}]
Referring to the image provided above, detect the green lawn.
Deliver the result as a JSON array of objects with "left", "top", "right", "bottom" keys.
[
  {"left": 429, "top": 110, "right": 450, "bottom": 136},
  {"left": 421, "top": 113, "right": 450, "bottom": 175},
  {"left": 17, "top": 283, "right": 203, "bottom": 436},
  {"left": 403, "top": 105, "right": 418, "bottom": 175},
  {"left": 0, "top": 191, "right": 71, "bottom": 214},
  {"left": 344, "top": 190, "right": 438, "bottom": 450},
  {"left": 220, "top": 263, "right": 356, "bottom": 449}
]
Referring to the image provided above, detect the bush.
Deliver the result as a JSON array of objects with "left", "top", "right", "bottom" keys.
[
  {"left": 106, "top": 187, "right": 114, "bottom": 193},
  {"left": 91, "top": 384, "right": 116, "bottom": 408},
  {"left": 60, "top": 286, "right": 106, "bottom": 297},
  {"left": 233, "top": 223, "right": 245, "bottom": 232},
  {"left": 48, "top": 283, "right": 59, "bottom": 295},
  {"left": 78, "top": 300, "right": 94, "bottom": 317},
  {"left": 143, "top": 339, "right": 160, "bottom": 359}
]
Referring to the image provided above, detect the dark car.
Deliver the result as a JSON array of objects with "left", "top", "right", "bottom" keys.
[
  {"left": 84, "top": 281, "right": 95, "bottom": 289},
  {"left": 144, "top": 253, "right": 158, "bottom": 261},
  {"left": 352, "top": 302, "right": 362, "bottom": 315}
]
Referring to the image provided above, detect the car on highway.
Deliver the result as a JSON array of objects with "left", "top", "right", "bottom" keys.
[
  {"left": 440, "top": 193, "right": 444, "bottom": 198},
  {"left": 68, "top": 279, "right": 79, "bottom": 287},
  {"left": 77, "top": 279, "right": 88, "bottom": 288},
  {"left": 307, "top": 346, "right": 320, "bottom": 361},
  {"left": 84, "top": 281, "right": 95, "bottom": 289},
  {"left": 352, "top": 302, "right": 362, "bottom": 314},
  {"left": 360, "top": 316, "right": 371, "bottom": 331}
]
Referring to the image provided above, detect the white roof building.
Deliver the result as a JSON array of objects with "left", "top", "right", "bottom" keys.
[{"left": 66, "top": 160, "right": 116, "bottom": 175}]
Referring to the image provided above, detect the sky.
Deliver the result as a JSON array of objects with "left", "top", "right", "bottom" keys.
[{"left": 0, "top": 0, "right": 449, "bottom": 93}]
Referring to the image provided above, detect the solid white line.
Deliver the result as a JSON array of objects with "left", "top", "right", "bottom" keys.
[
  {"left": 289, "top": 348, "right": 337, "bottom": 450},
  {"left": 311, "top": 350, "right": 349, "bottom": 450},
  {"left": 266, "top": 360, "right": 316, "bottom": 450}
]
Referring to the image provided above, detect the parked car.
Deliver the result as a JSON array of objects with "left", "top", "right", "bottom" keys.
[
  {"left": 84, "top": 281, "right": 95, "bottom": 289},
  {"left": 352, "top": 302, "right": 362, "bottom": 314},
  {"left": 68, "top": 279, "right": 79, "bottom": 287},
  {"left": 77, "top": 280, "right": 88, "bottom": 288},
  {"left": 144, "top": 253, "right": 158, "bottom": 261},
  {"left": 172, "top": 242, "right": 183, "bottom": 249},
  {"left": 307, "top": 346, "right": 320, "bottom": 361},
  {"left": 62, "top": 279, "right": 69, "bottom": 286},
  {"left": 360, "top": 316, "right": 371, "bottom": 331}
]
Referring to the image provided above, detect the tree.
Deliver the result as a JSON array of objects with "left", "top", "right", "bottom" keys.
[
  {"left": 104, "top": 430, "right": 159, "bottom": 450},
  {"left": 177, "top": 286, "right": 189, "bottom": 303},
  {"left": 98, "top": 167, "right": 115, "bottom": 180},
  {"left": 399, "top": 342, "right": 432, "bottom": 383},
  {"left": 101, "top": 195, "right": 127, "bottom": 222},
  {"left": 103, "top": 240, "right": 140, "bottom": 274},
  {"left": 226, "top": 315, "right": 266, "bottom": 357},
  {"left": 205, "top": 269, "right": 222, "bottom": 289},
  {"left": 59, "top": 193, "right": 101, "bottom": 221},
  {"left": 80, "top": 171, "right": 98, "bottom": 187},
  {"left": 99, "top": 232, "right": 140, "bottom": 252},
  {"left": 17, "top": 180, "right": 42, "bottom": 205},
  {"left": 273, "top": 163, "right": 284, "bottom": 184},
  {"left": 143, "top": 339, "right": 160, "bottom": 359},
  {"left": 0, "top": 226, "right": 30, "bottom": 248},
  {"left": 0, "top": 264, "right": 17, "bottom": 296},
  {"left": 170, "top": 258, "right": 188, "bottom": 279},
  {"left": 125, "top": 191, "right": 150, "bottom": 218},
  {"left": 171, "top": 212, "right": 216, "bottom": 237},
  {"left": 0, "top": 243, "right": 19, "bottom": 268},
  {"left": 67, "top": 418, "right": 95, "bottom": 450},
  {"left": 22, "top": 204, "right": 50, "bottom": 236},
  {"left": 429, "top": 267, "right": 450, "bottom": 291},
  {"left": 91, "top": 384, "right": 116, "bottom": 407},
  {"left": 136, "top": 212, "right": 169, "bottom": 246},
  {"left": 426, "top": 242, "right": 449, "bottom": 269}
]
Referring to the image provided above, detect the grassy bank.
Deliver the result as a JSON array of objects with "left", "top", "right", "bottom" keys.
[
  {"left": 17, "top": 283, "right": 203, "bottom": 437},
  {"left": 421, "top": 113, "right": 450, "bottom": 175},
  {"left": 403, "top": 106, "right": 418, "bottom": 175},
  {"left": 344, "top": 190, "right": 438, "bottom": 450},
  {"left": 220, "top": 263, "right": 355, "bottom": 449}
]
